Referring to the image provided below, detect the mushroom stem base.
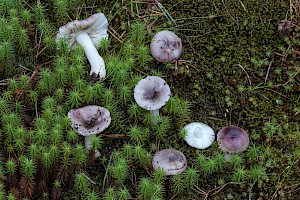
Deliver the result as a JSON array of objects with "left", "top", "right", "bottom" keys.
[
  {"left": 76, "top": 32, "right": 106, "bottom": 80},
  {"left": 150, "top": 109, "right": 159, "bottom": 124},
  {"left": 84, "top": 135, "right": 100, "bottom": 158},
  {"left": 224, "top": 153, "right": 232, "bottom": 162}
]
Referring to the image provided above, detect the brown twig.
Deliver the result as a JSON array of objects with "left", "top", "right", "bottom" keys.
[
  {"left": 30, "top": 61, "right": 51, "bottom": 81},
  {"left": 234, "top": 64, "right": 252, "bottom": 86},
  {"left": 0, "top": 79, "right": 10, "bottom": 86},
  {"left": 108, "top": 28, "right": 124, "bottom": 43},
  {"left": 100, "top": 134, "right": 125, "bottom": 138},
  {"left": 282, "top": 67, "right": 300, "bottom": 86},
  {"left": 185, "top": 38, "right": 205, "bottom": 61},
  {"left": 193, "top": 185, "right": 207, "bottom": 195},
  {"left": 186, "top": 30, "right": 218, "bottom": 38},
  {"left": 210, "top": 183, "right": 230, "bottom": 196},
  {"left": 264, "top": 59, "right": 273, "bottom": 85}
]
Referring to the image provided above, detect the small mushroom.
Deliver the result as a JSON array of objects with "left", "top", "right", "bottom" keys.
[
  {"left": 152, "top": 149, "right": 187, "bottom": 175},
  {"left": 217, "top": 126, "right": 249, "bottom": 161},
  {"left": 150, "top": 30, "right": 182, "bottom": 62},
  {"left": 277, "top": 20, "right": 295, "bottom": 34},
  {"left": 56, "top": 13, "right": 108, "bottom": 81},
  {"left": 68, "top": 105, "right": 111, "bottom": 158},
  {"left": 183, "top": 122, "right": 215, "bottom": 149},
  {"left": 134, "top": 76, "right": 170, "bottom": 121}
]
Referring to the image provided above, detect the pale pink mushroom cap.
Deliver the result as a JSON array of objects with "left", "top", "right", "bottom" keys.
[
  {"left": 152, "top": 149, "right": 187, "bottom": 175},
  {"left": 150, "top": 30, "right": 182, "bottom": 62},
  {"left": 68, "top": 105, "right": 111, "bottom": 136},
  {"left": 134, "top": 76, "right": 171, "bottom": 111},
  {"left": 56, "top": 13, "right": 108, "bottom": 50}
]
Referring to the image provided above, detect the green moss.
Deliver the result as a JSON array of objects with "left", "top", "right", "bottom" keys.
[{"left": 0, "top": 0, "right": 299, "bottom": 199}]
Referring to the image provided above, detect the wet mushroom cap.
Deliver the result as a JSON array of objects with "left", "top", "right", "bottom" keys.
[
  {"left": 134, "top": 76, "right": 171, "bottom": 111},
  {"left": 150, "top": 30, "right": 182, "bottom": 62},
  {"left": 184, "top": 122, "right": 215, "bottom": 149},
  {"left": 152, "top": 149, "right": 187, "bottom": 175},
  {"left": 217, "top": 126, "right": 249, "bottom": 154},
  {"left": 56, "top": 13, "right": 108, "bottom": 49},
  {"left": 68, "top": 105, "right": 111, "bottom": 136}
]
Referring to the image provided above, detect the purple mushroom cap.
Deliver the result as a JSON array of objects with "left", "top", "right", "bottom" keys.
[
  {"left": 150, "top": 30, "right": 182, "bottom": 62},
  {"left": 217, "top": 126, "right": 249, "bottom": 154},
  {"left": 68, "top": 105, "right": 111, "bottom": 136},
  {"left": 134, "top": 76, "right": 171, "bottom": 111},
  {"left": 152, "top": 149, "right": 187, "bottom": 175}
]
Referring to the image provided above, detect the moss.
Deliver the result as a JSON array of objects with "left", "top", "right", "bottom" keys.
[{"left": 0, "top": 0, "right": 299, "bottom": 199}]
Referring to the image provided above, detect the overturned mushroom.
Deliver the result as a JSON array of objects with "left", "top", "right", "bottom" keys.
[
  {"left": 152, "top": 149, "right": 187, "bottom": 175},
  {"left": 150, "top": 30, "right": 182, "bottom": 62},
  {"left": 56, "top": 13, "right": 108, "bottom": 81},
  {"left": 134, "top": 76, "right": 170, "bottom": 121},
  {"left": 183, "top": 122, "right": 215, "bottom": 149},
  {"left": 68, "top": 105, "right": 111, "bottom": 158}
]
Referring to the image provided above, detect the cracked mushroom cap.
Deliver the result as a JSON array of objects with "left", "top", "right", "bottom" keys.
[
  {"left": 150, "top": 30, "right": 182, "bottom": 62},
  {"left": 56, "top": 13, "right": 108, "bottom": 49},
  {"left": 134, "top": 76, "right": 171, "bottom": 111},
  {"left": 68, "top": 105, "right": 111, "bottom": 136},
  {"left": 184, "top": 122, "right": 215, "bottom": 149},
  {"left": 217, "top": 126, "right": 249, "bottom": 154},
  {"left": 152, "top": 149, "right": 187, "bottom": 175}
]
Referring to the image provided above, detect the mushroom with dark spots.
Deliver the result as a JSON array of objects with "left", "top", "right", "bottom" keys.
[
  {"left": 150, "top": 30, "right": 182, "bottom": 62},
  {"left": 134, "top": 76, "right": 171, "bottom": 121},
  {"left": 68, "top": 105, "right": 111, "bottom": 158}
]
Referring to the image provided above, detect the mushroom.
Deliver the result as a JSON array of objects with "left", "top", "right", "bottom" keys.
[
  {"left": 150, "top": 30, "right": 182, "bottom": 62},
  {"left": 56, "top": 13, "right": 108, "bottom": 81},
  {"left": 217, "top": 126, "right": 249, "bottom": 161},
  {"left": 68, "top": 105, "right": 111, "bottom": 158},
  {"left": 183, "top": 122, "right": 215, "bottom": 149},
  {"left": 134, "top": 76, "right": 170, "bottom": 121},
  {"left": 152, "top": 149, "right": 187, "bottom": 175}
]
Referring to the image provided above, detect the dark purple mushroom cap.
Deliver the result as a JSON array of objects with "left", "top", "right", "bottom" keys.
[
  {"left": 150, "top": 30, "right": 182, "bottom": 62},
  {"left": 217, "top": 126, "right": 249, "bottom": 154},
  {"left": 134, "top": 76, "right": 171, "bottom": 111},
  {"left": 68, "top": 105, "right": 111, "bottom": 136},
  {"left": 152, "top": 149, "right": 187, "bottom": 175}
]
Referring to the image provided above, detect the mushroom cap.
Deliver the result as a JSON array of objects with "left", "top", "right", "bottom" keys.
[
  {"left": 68, "top": 105, "right": 111, "bottom": 136},
  {"left": 217, "top": 126, "right": 249, "bottom": 154},
  {"left": 150, "top": 30, "right": 182, "bottom": 62},
  {"left": 183, "top": 122, "right": 215, "bottom": 149},
  {"left": 56, "top": 13, "right": 108, "bottom": 50},
  {"left": 152, "top": 149, "right": 187, "bottom": 175},
  {"left": 134, "top": 76, "right": 171, "bottom": 111}
]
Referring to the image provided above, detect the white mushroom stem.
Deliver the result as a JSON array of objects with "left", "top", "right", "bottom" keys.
[
  {"left": 76, "top": 32, "right": 106, "bottom": 80},
  {"left": 150, "top": 109, "right": 160, "bottom": 124},
  {"left": 84, "top": 135, "right": 101, "bottom": 158},
  {"left": 224, "top": 153, "right": 232, "bottom": 162}
]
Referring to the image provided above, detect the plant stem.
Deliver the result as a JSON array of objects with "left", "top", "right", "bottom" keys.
[{"left": 102, "top": 153, "right": 113, "bottom": 192}]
